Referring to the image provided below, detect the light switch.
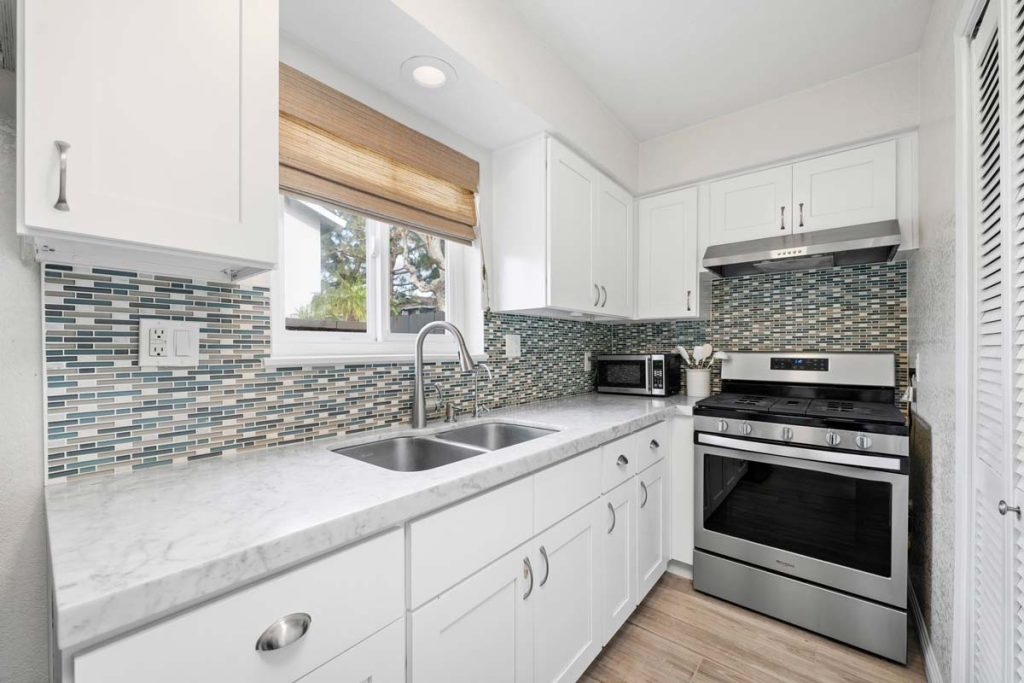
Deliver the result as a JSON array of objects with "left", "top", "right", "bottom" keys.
[{"left": 138, "top": 319, "right": 201, "bottom": 367}]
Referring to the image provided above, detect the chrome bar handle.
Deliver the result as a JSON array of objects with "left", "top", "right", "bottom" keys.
[
  {"left": 593, "top": 284, "right": 600, "bottom": 306},
  {"left": 538, "top": 546, "right": 550, "bottom": 587},
  {"left": 522, "top": 556, "right": 534, "bottom": 599},
  {"left": 686, "top": 290, "right": 692, "bottom": 311},
  {"left": 600, "top": 285, "right": 608, "bottom": 307},
  {"left": 54, "top": 141, "right": 70, "bottom": 211},
  {"left": 607, "top": 502, "right": 616, "bottom": 534},
  {"left": 798, "top": 202, "right": 805, "bottom": 227},
  {"left": 999, "top": 500, "right": 1021, "bottom": 518},
  {"left": 779, "top": 205, "right": 785, "bottom": 230},
  {"left": 640, "top": 480, "right": 649, "bottom": 508},
  {"left": 254, "top": 613, "right": 312, "bottom": 651}
]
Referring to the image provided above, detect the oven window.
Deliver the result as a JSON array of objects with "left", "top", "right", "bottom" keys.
[
  {"left": 598, "top": 360, "right": 646, "bottom": 388},
  {"left": 702, "top": 453, "right": 893, "bottom": 577}
]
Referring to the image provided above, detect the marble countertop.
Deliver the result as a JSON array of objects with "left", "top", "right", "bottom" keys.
[{"left": 45, "top": 392, "right": 699, "bottom": 651}]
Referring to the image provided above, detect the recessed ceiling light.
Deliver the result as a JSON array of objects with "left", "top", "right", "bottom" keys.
[{"left": 401, "top": 56, "right": 458, "bottom": 90}]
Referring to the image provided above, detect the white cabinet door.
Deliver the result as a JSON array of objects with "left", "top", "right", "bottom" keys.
[
  {"left": 411, "top": 543, "right": 533, "bottom": 683},
  {"left": 601, "top": 479, "right": 637, "bottom": 645},
  {"left": 636, "top": 459, "right": 668, "bottom": 601},
  {"left": 21, "top": 0, "right": 278, "bottom": 267},
  {"left": 547, "top": 138, "right": 596, "bottom": 312},
  {"left": 792, "top": 140, "right": 896, "bottom": 233},
  {"left": 708, "top": 166, "right": 792, "bottom": 245},
  {"left": 637, "top": 188, "right": 699, "bottom": 319},
  {"left": 297, "top": 617, "right": 405, "bottom": 683},
  {"left": 532, "top": 501, "right": 602, "bottom": 683},
  {"left": 593, "top": 177, "right": 633, "bottom": 317}
]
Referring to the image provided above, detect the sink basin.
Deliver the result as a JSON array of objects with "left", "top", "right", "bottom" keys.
[
  {"left": 335, "top": 437, "right": 486, "bottom": 472},
  {"left": 437, "top": 423, "right": 557, "bottom": 451}
]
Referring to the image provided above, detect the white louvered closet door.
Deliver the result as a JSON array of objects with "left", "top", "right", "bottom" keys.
[
  {"left": 969, "top": 4, "right": 1014, "bottom": 682},
  {"left": 1011, "top": 0, "right": 1024, "bottom": 680}
]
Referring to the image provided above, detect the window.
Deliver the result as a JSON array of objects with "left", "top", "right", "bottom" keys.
[{"left": 272, "top": 193, "right": 475, "bottom": 361}]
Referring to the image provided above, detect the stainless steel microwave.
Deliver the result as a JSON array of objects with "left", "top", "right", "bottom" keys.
[{"left": 595, "top": 354, "right": 682, "bottom": 396}]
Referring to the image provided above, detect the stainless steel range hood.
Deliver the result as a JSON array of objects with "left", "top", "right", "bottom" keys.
[{"left": 702, "top": 220, "right": 901, "bottom": 277}]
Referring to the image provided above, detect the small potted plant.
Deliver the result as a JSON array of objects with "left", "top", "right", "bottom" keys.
[{"left": 675, "top": 344, "right": 727, "bottom": 398}]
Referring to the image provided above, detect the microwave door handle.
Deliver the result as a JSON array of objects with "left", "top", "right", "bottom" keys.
[{"left": 646, "top": 357, "right": 654, "bottom": 393}]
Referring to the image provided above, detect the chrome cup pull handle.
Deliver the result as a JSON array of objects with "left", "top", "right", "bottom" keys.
[
  {"left": 616, "top": 454, "right": 628, "bottom": 467},
  {"left": 649, "top": 439, "right": 660, "bottom": 449},
  {"left": 255, "top": 612, "right": 311, "bottom": 652},
  {"left": 523, "top": 556, "right": 534, "bottom": 599},
  {"left": 607, "top": 501, "right": 616, "bottom": 534},
  {"left": 539, "top": 546, "right": 550, "bottom": 587},
  {"left": 54, "top": 141, "right": 70, "bottom": 212},
  {"left": 640, "top": 480, "right": 649, "bottom": 508}
]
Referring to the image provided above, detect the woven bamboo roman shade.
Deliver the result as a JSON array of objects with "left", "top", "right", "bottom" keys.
[{"left": 279, "top": 63, "right": 479, "bottom": 244}]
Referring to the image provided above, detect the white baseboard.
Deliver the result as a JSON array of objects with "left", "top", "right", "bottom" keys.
[{"left": 909, "top": 580, "right": 944, "bottom": 683}]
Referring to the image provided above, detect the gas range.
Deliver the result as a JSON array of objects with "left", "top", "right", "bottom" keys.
[{"left": 691, "top": 352, "right": 910, "bottom": 663}]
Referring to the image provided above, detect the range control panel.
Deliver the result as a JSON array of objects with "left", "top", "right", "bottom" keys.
[{"left": 770, "top": 357, "right": 829, "bottom": 372}]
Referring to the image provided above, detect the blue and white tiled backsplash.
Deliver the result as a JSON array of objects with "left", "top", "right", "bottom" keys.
[{"left": 43, "top": 261, "right": 906, "bottom": 481}]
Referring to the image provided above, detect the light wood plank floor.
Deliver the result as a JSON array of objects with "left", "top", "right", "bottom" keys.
[{"left": 583, "top": 573, "right": 926, "bottom": 683}]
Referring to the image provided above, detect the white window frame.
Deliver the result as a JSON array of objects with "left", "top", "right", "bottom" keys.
[{"left": 269, "top": 194, "right": 479, "bottom": 365}]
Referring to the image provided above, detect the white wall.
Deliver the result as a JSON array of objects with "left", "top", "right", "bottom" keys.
[
  {"left": 638, "top": 54, "right": 921, "bottom": 193},
  {"left": 0, "top": 68, "right": 50, "bottom": 681},
  {"left": 390, "top": 0, "right": 639, "bottom": 191},
  {"left": 908, "top": 0, "right": 961, "bottom": 679}
]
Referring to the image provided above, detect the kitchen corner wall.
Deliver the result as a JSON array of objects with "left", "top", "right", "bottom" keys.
[{"left": 43, "top": 260, "right": 907, "bottom": 483}]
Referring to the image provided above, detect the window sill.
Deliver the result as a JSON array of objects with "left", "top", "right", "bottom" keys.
[{"left": 263, "top": 352, "right": 489, "bottom": 369}]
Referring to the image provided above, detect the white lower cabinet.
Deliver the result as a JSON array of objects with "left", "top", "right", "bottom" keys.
[
  {"left": 531, "top": 501, "right": 603, "bottom": 683},
  {"left": 297, "top": 617, "right": 405, "bottom": 683},
  {"left": 410, "top": 542, "right": 534, "bottom": 683},
  {"left": 637, "top": 458, "right": 669, "bottom": 601},
  {"left": 73, "top": 529, "right": 404, "bottom": 683},
  {"left": 600, "top": 479, "right": 637, "bottom": 645}
]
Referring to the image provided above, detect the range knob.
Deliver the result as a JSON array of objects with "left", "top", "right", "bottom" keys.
[
  {"left": 780, "top": 427, "right": 794, "bottom": 441},
  {"left": 855, "top": 434, "right": 873, "bottom": 450},
  {"left": 717, "top": 419, "right": 729, "bottom": 433},
  {"left": 740, "top": 422, "right": 753, "bottom": 436},
  {"left": 825, "top": 431, "right": 841, "bottom": 447}
]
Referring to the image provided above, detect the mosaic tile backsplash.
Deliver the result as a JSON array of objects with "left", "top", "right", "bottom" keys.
[{"left": 43, "top": 261, "right": 906, "bottom": 481}]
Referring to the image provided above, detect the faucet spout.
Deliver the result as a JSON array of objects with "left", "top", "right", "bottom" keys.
[{"left": 412, "top": 321, "right": 476, "bottom": 428}]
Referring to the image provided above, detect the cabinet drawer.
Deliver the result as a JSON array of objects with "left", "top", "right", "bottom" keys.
[
  {"left": 409, "top": 476, "right": 534, "bottom": 608},
  {"left": 635, "top": 421, "right": 669, "bottom": 472},
  {"left": 297, "top": 617, "right": 405, "bottom": 682},
  {"left": 601, "top": 434, "right": 638, "bottom": 493},
  {"left": 74, "top": 529, "right": 404, "bottom": 683},
  {"left": 534, "top": 449, "right": 602, "bottom": 532}
]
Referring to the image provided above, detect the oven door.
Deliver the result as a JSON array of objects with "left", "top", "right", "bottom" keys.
[
  {"left": 694, "top": 435, "right": 908, "bottom": 608},
  {"left": 596, "top": 355, "right": 654, "bottom": 395}
]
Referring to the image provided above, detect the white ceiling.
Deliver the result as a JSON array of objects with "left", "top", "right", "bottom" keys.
[
  {"left": 281, "top": 0, "right": 548, "bottom": 151},
  {"left": 507, "top": 0, "right": 933, "bottom": 140}
]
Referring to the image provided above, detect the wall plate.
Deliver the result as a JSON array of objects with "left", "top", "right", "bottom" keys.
[{"left": 138, "top": 319, "right": 202, "bottom": 367}]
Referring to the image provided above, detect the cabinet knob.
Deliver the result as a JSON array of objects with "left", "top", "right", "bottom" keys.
[
  {"left": 998, "top": 500, "right": 1021, "bottom": 518},
  {"left": 54, "top": 140, "right": 71, "bottom": 212},
  {"left": 254, "top": 613, "right": 311, "bottom": 652}
]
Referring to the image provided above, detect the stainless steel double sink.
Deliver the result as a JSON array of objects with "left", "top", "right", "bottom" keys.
[{"left": 333, "top": 422, "right": 557, "bottom": 472}]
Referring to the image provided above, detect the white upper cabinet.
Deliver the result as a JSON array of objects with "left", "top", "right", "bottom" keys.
[
  {"left": 20, "top": 0, "right": 279, "bottom": 276},
  {"left": 593, "top": 178, "right": 634, "bottom": 317},
  {"left": 548, "top": 139, "right": 598, "bottom": 313},
  {"left": 637, "top": 188, "right": 700, "bottom": 319},
  {"left": 792, "top": 140, "right": 896, "bottom": 233},
  {"left": 492, "top": 135, "right": 633, "bottom": 319},
  {"left": 707, "top": 166, "right": 793, "bottom": 245}
]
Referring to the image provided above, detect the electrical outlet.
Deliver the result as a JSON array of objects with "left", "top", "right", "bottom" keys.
[
  {"left": 584, "top": 350, "right": 592, "bottom": 372},
  {"left": 138, "top": 319, "right": 201, "bottom": 367},
  {"left": 505, "top": 334, "right": 521, "bottom": 359}
]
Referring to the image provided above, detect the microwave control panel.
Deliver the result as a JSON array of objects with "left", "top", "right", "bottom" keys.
[{"left": 652, "top": 359, "right": 664, "bottom": 390}]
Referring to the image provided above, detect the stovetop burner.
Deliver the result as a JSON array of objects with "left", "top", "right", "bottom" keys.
[{"left": 697, "top": 392, "right": 905, "bottom": 426}]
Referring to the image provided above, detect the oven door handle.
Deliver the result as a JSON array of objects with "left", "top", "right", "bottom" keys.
[{"left": 697, "top": 433, "right": 903, "bottom": 472}]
